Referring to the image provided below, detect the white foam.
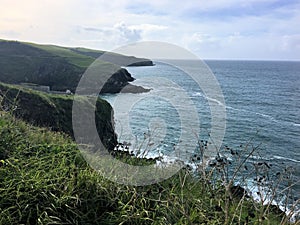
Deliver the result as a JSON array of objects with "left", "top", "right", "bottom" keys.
[
  {"left": 273, "top": 155, "right": 300, "bottom": 163},
  {"left": 239, "top": 180, "right": 300, "bottom": 223},
  {"left": 256, "top": 112, "right": 276, "bottom": 120},
  {"left": 206, "top": 96, "right": 225, "bottom": 106},
  {"left": 192, "top": 92, "right": 203, "bottom": 97}
]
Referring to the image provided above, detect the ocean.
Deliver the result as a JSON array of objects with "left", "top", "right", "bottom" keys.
[{"left": 101, "top": 60, "right": 300, "bottom": 214}]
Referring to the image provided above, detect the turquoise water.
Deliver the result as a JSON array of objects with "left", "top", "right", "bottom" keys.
[{"left": 101, "top": 60, "right": 300, "bottom": 210}]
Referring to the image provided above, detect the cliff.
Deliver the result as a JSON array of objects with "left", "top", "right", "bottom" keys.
[
  {"left": 101, "top": 68, "right": 150, "bottom": 93},
  {"left": 0, "top": 82, "right": 117, "bottom": 150},
  {"left": 0, "top": 39, "right": 153, "bottom": 93}
]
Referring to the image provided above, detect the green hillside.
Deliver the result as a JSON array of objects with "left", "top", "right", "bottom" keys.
[
  {"left": 0, "top": 82, "right": 117, "bottom": 150},
  {"left": 25, "top": 42, "right": 104, "bottom": 68},
  {"left": 0, "top": 39, "right": 152, "bottom": 92},
  {"left": 0, "top": 40, "right": 83, "bottom": 91}
]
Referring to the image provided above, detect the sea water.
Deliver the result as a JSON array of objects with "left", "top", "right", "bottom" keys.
[{"left": 101, "top": 60, "right": 300, "bottom": 217}]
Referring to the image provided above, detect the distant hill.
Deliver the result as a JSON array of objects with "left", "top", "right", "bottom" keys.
[{"left": 0, "top": 39, "right": 153, "bottom": 92}]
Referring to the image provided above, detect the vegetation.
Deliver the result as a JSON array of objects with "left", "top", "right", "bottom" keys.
[
  {"left": 25, "top": 42, "right": 104, "bottom": 68},
  {"left": 0, "top": 40, "right": 83, "bottom": 91},
  {"left": 0, "top": 82, "right": 117, "bottom": 149},
  {"left": 0, "top": 109, "right": 298, "bottom": 224},
  {"left": 0, "top": 39, "right": 153, "bottom": 92}
]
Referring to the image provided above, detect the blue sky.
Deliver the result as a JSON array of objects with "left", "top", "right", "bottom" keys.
[{"left": 1, "top": 0, "right": 300, "bottom": 60}]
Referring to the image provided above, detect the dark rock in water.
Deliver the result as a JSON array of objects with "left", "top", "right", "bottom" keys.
[
  {"left": 231, "top": 185, "right": 249, "bottom": 199},
  {"left": 120, "top": 84, "right": 151, "bottom": 93}
]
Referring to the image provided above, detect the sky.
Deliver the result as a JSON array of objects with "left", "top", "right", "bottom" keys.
[{"left": 1, "top": 0, "right": 300, "bottom": 60}]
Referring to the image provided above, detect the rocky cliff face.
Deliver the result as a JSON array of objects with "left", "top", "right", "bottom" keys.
[{"left": 101, "top": 68, "right": 150, "bottom": 93}]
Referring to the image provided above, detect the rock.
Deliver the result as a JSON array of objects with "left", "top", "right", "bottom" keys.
[
  {"left": 101, "top": 68, "right": 150, "bottom": 94},
  {"left": 230, "top": 185, "right": 249, "bottom": 199},
  {"left": 120, "top": 84, "right": 151, "bottom": 93}
]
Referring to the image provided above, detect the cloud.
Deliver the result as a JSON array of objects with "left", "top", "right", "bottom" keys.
[
  {"left": 282, "top": 35, "right": 300, "bottom": 51},
  {"left": 1, "top": 0, "right": 300, "bottom": 59},
  {"left": 114, "top": 22, "right": 141, "bottom": 43},
  {"left": 129, "top": 24, "right": 167, "bottom": 32},
  {"left": 77, "top": 22, "right": 142, "bottom": 49},
  {"left": 80, "top": 22, "right": 168, "bottom": 48}
]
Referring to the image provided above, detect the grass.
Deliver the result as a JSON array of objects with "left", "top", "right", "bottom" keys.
[
  {"left": 26, "top": 43, "right": 97, "bottom": 68},
  {"left": 0, "top": 39, "right": 118, "bottom": 91},
  {"left": 0, "top": 82, "right": 117, "bottom": 150},
  {"left": 0, "top": 39, "right": 153, "bottom": 93},
  {"left": 0, "top": 108, "right": 299, "bottom": 224},
  {"left": 0, "top": 40, "right": 84, "bottom": 91}
]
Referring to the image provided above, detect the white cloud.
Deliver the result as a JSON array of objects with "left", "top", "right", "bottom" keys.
[
  {"left": 74, "top": 22, "right": 142, "bottom": 49},
  {"left": 129, "top": 24, "right": 167, "bottom": 32},
  {"left": 282, "top": 35, "right": 300, "bottom": 51},
  {"left": 114, "top": 21, "right": 142, "bottom": 43},
  {"left": 0, "top": 0, "right": 299, "bottom": 60}
]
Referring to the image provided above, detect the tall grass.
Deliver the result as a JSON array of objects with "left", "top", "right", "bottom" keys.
[{"left": 0, "top": 109, "right": 299, "bottom": 224}]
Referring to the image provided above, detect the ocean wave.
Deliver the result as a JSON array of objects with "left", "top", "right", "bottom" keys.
[
  {"left": 192, "top": 92, "right": 204, "bottom": 97},
  {"left": 225, "top": 106, "right": 299, "bottom": 128},
  {"left": 191, "top": 91, "right": 225, "bottom": 107},
  {"left": 248, "top": 155, "right": 300, "bottom": 164},
  {"left": 206, "top": 96, "right": 225, "bottom": 107},
  {"left": 273, "top": 155, "right": 300, "bottom": 163},
  {"left": 255, "top": 112, "right": 278, "bottom": 122},
  {"left": 244, "top": 180, "right": 300, "bottom": 223}
]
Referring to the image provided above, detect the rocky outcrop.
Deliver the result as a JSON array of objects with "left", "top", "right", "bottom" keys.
[
  {"left": 101, "top": 68, "right": 150, "bottom": 93},
  {"left": 127, "top": 60, "right": 154, "bottom": 67},
  {"left": 99, "top": 53, "right": 154, "bottom": 67}
]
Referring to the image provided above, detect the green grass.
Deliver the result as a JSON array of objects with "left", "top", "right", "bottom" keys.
[
  {"left": 0, "top": 39, "right": 120, "bottom": 91},
  {"left": 0, "top": 82, "right": 117, "bottom": 150},
  {"left": 0, "top": 110, "right": 296, "bottom": 224},
  {"left": 25, "top": 43, "right": 97, "bottom": 68},
  {"left": 0, "top": 39, "right": 153, "bottom": 92},
  {"left": 0, "top": 40, "right": 84, "bottom": 91}
]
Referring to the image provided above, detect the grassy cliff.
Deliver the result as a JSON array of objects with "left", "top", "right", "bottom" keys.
[
  {"left": 0, "top": 40, "right": 83, "bottom": 91},
  {"left": 0, "top": 82, "right": 117, "bottom": 150},
  {"left": 0, "top": 39, "right": 153, "bottom": 92}
]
